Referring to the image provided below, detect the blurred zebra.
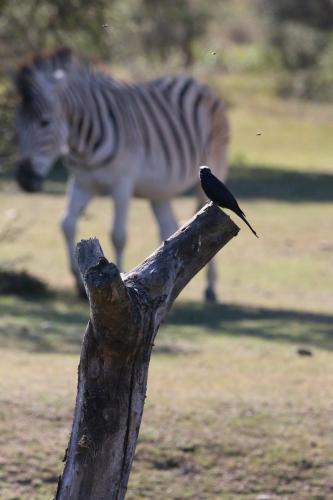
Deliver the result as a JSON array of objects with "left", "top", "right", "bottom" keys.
[{"left": 14, "top": 48, "right": 229, "bottom": 301}]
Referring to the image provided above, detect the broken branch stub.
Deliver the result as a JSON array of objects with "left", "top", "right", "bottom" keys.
[
  {"left": 55, "top": 202, "right": 239, "bottom": 500},
  {"left": 77, "top": 239, "right": 139, "bottom": 355}
]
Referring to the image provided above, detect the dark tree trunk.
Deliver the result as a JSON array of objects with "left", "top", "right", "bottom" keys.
[{"left": 55, "top": 202, "right": 239, "bottom": 500}]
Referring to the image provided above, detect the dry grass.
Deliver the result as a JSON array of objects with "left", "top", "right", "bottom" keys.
[
  {"left": 0, "top": 73, "right": 333, "bottom": 499},
  {"left": 1, "top": 334, "right": 332, "bottom": 499}
]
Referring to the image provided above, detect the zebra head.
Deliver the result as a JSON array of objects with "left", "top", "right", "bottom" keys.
[{"left": 14, "top": 49, "right": 72, "bottom": 192}]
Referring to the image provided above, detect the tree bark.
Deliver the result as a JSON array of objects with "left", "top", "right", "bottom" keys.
[{"left": 55, "top": 202, "right": 239, "bottom": 500}]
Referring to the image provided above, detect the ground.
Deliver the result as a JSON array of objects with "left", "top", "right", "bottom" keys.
[{"left": 0, "top": 72, "right": 332, "bottom": 499}]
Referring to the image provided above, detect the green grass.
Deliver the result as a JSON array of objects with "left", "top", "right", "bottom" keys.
[
  {"left": 220, "top": 72, "right": 333, "bottom": 173},
  {"left": 1, "top": 73, "right": 333, "bottom": 499}
]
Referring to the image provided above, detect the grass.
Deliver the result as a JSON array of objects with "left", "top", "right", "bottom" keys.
[
  {"left": 0, "top": 71, "right": 333, "bottom": 499},
  {"left": 220, "top": 72, "right": 333, "bottom": 173}
]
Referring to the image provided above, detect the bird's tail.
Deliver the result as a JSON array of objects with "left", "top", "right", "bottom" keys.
[{"left": 238, "top": 212, "right": 259, "bottom": 238}]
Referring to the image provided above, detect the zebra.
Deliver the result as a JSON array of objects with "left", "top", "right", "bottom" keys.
[{"left": 14, "top": 48, "right": 230, "bottom": 301}]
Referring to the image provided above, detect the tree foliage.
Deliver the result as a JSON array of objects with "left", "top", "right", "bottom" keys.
[
  {"left": 264, "top": 0, "right": 333, "bottom": 99},
  {"left": 136, "top": 0, "right": 209, "bottom": 67},
  {"left": 0, "top": 0, "right": 112, "bottom": 62},
  {"left": 265, "top": 0, "right": 333, "bottom": 70},
  {"left": 268, "top": 0, "right": 333, "bottom": 32},
  {"left": 0, "top": 0, "right": 209, "bottom": 67},
  {"left": 0, "top": 0, "right": 332, "bottom": 103}
]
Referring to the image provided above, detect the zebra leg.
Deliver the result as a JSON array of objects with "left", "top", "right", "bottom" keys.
[
  {"left": 60, "top": 177, "right": 93, "bottom": 298},
  {"left": 205, "top": 258, "right": 218, "bottom": 303},
  {"left": 150, "top": 199, "right": 179, "bottom": 241},
  {"left": 194, "top": 183, "right": 218, "bottom": 303},
  {"left": 111, "top": 179, "right": 134, "bottom": 271}
]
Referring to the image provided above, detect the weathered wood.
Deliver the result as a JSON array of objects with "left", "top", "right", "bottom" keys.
[{"left": 55, "top": 202, "right": 239, "bottom": 500}]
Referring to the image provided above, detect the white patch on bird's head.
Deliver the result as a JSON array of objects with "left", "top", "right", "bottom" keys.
[{"left": 199, "top": 165, "right": 211, "bottom": 172}]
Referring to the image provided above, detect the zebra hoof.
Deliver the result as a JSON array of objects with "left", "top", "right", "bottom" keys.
[{"left": 204, "top": 287, "right": 217, "bottom": 303}]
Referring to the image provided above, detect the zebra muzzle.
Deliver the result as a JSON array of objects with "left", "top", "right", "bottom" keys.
[{"left": 16, "top": 159, "right": 44, "bottom": 193}]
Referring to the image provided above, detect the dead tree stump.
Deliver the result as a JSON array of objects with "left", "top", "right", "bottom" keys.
[{"left": 55, "top": 202, "right": 239, "bottom": 500}]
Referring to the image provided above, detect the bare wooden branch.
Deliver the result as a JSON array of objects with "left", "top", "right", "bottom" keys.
[
  {"left": 126, "top": 202, "right": 239, "bottom": 316},
  {"left": 55, "top": 203, "right": 239, "bottom": 500}
]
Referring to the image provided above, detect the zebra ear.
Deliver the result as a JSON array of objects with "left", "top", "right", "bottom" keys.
[
  {"left": 54, "top": 47, "right": 73, "bottom": 70},
  {"left": 50, "top": 47, "right": 73, "bottom": 83}
]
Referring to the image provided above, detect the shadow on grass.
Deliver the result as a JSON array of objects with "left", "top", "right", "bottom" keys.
[
  {"left": 2, "top": 162, "right": 333, "bottom": 202},
  {"left": 228, "top": 164, "right": 333, "bottom": 203},
  {"left": 0, "top": 293, "right": 332, "bottom": 353},
  {"left": 166, "top": 301, "right": 333, "bottom": 351},
  {"left": 0, "top": 292, "right": 88, "bottom": 353}
]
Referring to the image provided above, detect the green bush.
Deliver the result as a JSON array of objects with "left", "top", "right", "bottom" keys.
[
  {"left": 264, "top": 0, "right": 333, "bottom": 101},
  {"left": 274, "top": 22, "right": 327, "bottom": 71},
  {"left": 267, "top": 0, "right": 333, "bottom": 33},
  {"left": 277, "top": 33, "right": 333, "bottom": 101}
]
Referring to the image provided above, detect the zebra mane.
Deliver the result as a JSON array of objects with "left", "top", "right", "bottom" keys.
[
  {"left": 16, "top": 49, "right": 124, "bottom": 109},
  {"left": 15, "top": 48, "right": 79, "bottom": 109}
]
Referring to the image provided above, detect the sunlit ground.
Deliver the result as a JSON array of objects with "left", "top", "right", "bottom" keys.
[{"left": 0, "top": 73, "right": 332, "bottom": 498}]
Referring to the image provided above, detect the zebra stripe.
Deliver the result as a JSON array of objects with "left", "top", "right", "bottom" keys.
[
  {"left": 136, "top": 86, "right": 172, "bottom": 169},
  {"left": 127, "top": 90, "right": 151, "bottom": 158},
  {"left": 176, "top": 78, "right": 198, "bottom": 170},
  {"left": 150, "top": 88, "right": 187, "bottom": 173}
]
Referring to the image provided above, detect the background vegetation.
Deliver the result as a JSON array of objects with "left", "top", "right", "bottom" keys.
[
  {"left": 0, "top": 1, "right": 333, "bottom": 498},
  {"left": 1, "top": 1, "right": 333, "bottom": 86}
]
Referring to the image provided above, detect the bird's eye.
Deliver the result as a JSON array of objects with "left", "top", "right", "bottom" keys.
[{"left": 40, "top": 119, "right": 50, "bottom": 128}]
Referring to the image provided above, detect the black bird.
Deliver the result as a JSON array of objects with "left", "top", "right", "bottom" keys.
[{"left": 199, "top": 166, "right": 258, "bottom": 238}]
